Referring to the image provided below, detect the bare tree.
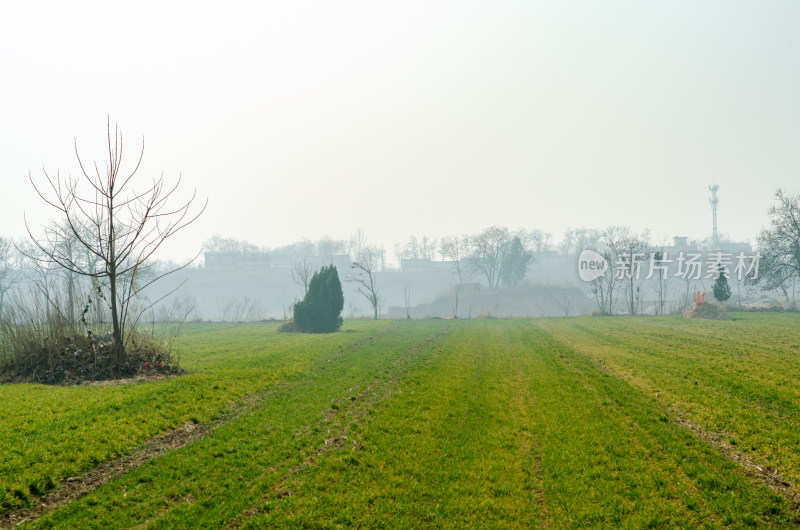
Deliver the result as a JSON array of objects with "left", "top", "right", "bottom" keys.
[
  {"left": 557, "top": 293, "right": 574, "bottom": 317},
  {"left": 587, "top": 249, "right": 617, "bottom": 315},
  {"left": 349, "top": 229, "right": 369, "bottom": 261},
  {"left": 756, "top": 189, "right": 800, "bottom": 299},
  {"left": 203, "top": 235, "right": 259, "bottom": 254},
  {"left": 291, "top": 259, "right": 313, "bottom": 296},
  {"left": 20, "top": 242, "right": 63, "bottom": 322},
  {"left": 584, "top": 227, "right": 647, "bottom": 315},
  {"left": 155, "top": 293, "right": 199, "bottom": 324},
  {"left": 0, "top": 237, "right": 17, "bottom": 321},
  {"left": 674, "top": 276, "right": 701, "bottom": 313},
  {"left": 560, "top": 227, "right": 602, "bottom": 258},
  {"left": 26, "top": 118, "right": 206, "bottom": 353},
  {"left": 403, "top": 282, "right": 412, "bottom": 320},
  {"left": 606, "top": 227, "right": 650, "bottom": 315},
  {"left": 440, "top": 235, "right": 469, "bottom": 317},
  {"left": 650, "top": 239, "right": 671, "bottom": 315},
  {"left": 46, "top": 220, "right": 88, "bottom": 325},
  {"left": 394, "top": 236, "right": 419, "bottom": 262},
  {"left": 395, "top": 235, "right": 438, "bottom": 264},
  {"left": 350, "top": 246, "right": 381, "bottom": 320},
  {"left": 520, "top": 229, "right": 553, "bottom": 257},
  {"left": 221, "top": 296, "right": 262, "bottom": 323},
  {"left": 317, "top": 236, "right": 348, "bottom": 264},
  {"left": 466, "top": 226, "right": 512, "bottom": 289}
]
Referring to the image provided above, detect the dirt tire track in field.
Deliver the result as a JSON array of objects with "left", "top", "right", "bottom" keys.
[
  {"left": 674, "top": 415, "right": 800, "bottom": 517},
  {"left": 0, "top": 424, "right": 212, "bottom": 529},
  {"left": 0, "top": 328, "right": 397, "bottom": 530},
  {"left": 226, "top": 329, "right": 449, "bottom": 529},
  {"left": 555, "top": 321, "right": 800, "bottom": 520},
  {"left": 0, "top": 388, "right": 279, "bottom": 530}
]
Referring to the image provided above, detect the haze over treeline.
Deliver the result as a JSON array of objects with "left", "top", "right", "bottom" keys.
[
  {"left": 3, "top": 202, "right": 794, "bottom": 324},
  {"left": 2, "top": 2, "right": 799, "bottom": 323},
  {"left": 2, "top": 2, "right": 799, "bottom": 262}
]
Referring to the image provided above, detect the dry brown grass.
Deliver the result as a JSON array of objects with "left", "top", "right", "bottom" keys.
[
  {"left": 0, "top": 316, "right": 181, "bottom": 385},
  {"left": 683, "top": 302, "right": 732, "bottom": 321}
]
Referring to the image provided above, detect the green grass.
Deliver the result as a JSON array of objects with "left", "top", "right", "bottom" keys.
[
  {"left": 243, "top": 320, "right": 795, "bottom": 528},
  {"left": 3, "top": 315, "right": 800, "bottom": 527},
  {"left": 0, "top": 321, "right": 384, "bottom": 511},
  {"left": 539, "top": 313, "right": 800, "bottom": 487}
]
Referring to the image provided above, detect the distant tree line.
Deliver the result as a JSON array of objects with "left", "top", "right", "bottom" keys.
[{"left": 5, "top": 188, "right": 799, "bottom": 325}]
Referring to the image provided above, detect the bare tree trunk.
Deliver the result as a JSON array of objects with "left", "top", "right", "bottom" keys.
[
  {"left": 404, "top": 282, "right": 411, "bottom": 319},
  {"left": 26, "top": 118, "right": 205, "bottom": 356},
  {"left": 67, "top": 270, "right": 75, "bottom": 324},
  {"left": 109, "top": 268, "right": 123, "bottom": 352},
  {"left": 349, "top": 245, "right": 381, "bottom": 320}
]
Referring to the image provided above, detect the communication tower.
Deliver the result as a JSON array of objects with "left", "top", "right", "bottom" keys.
[{"left": 709, "top": 184, "right": 719, "bottom": 246}]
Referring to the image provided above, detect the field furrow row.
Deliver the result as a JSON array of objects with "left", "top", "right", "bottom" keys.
[{"left": 3, "top": 315, "right": 800, "bottom": 527}]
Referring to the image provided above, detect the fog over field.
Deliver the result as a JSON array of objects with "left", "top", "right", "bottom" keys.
[
  {"left": 4, "top": 5, "right": 800, "bottom": 526},
  {"left": 1, "top": 2, "right": 799, "bottom": 319},
  {"left": 3, "top": 2, "right": 799, "bottom": 253}
]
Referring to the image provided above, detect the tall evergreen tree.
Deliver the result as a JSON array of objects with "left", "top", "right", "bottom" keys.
[
  {"left": 712, "top": 273, "right": 732, "bottom": 303},
  {"left": 500, "top": 236, "right": 531, "bottom": 288},
  {"left": 293, "top": 265, "right": 344, "bottom": 333}
]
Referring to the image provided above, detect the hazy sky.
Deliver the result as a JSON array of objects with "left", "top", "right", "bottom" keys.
[{"left": 2, "top": 1, "right": 799, "bottom": 260}]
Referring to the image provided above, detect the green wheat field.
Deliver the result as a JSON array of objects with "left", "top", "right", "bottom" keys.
[{"left": 2, "top": 314, "right": 800, "bottom": 528}]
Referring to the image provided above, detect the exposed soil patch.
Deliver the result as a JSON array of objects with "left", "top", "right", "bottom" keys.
[
  {"left": 75, "top": 373, "right": 180, "bottom": 387},
  {"left": 0, "top": 329, "right": 395, "bottom": 528},
  {"left": 0, "top": 380, "right": 289, "bottom": 530},
  {"left": 0, "top": 422, "right": 207, "bottom": 529},
  {"left": 226, "top": 329, "right": 448, "bottom": 529},
  {"left": 675, "top": 414, "right": 800, "bottom": 516}
]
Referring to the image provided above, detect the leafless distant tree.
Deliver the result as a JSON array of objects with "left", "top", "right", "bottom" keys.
[
  {"left": 557, "top": 294, "right": 574, "bottom": 317},
  {"left": 221, "top": 296, "right": 261, "bottom": 322},
  {"left": 584, "top": 227, "right": 647, "bottom": 315},
  {"left": 756, "top": 189, "right": 800, "bottom": 300},
  {"left": 466, "top": 226, "right": 512, "bottom": 289},
  {"left": 19, "top": 241, "right": 64, "bottom": 322},
  {"left": 395, "top": 235, "right": 437, "bottom": 263},
  {"left": 0, "top": 237, "right": 17, "bottom": 320},
  {"left": 520, "top": 229, "right": 553, "bottom": 255},
  {"left": 155, "top": 293, "right": 199, "bottom": 324},
  {"left": 203, "top": 235, "right": 259, "bottom": 253},
  {"left": 675, "top": 276, "right": 699, "bottom": 313},
  {"left": 316, "top": 236, "right": 348, "bottom": 263},
  {"left": 349, "top": 229, "right": 369, "bottom": 261},
  {"left": 25, "top": 118, "right": 206, "bottom": 352},
  {"left": 440, "top": 235, "right": 469, "bottom": 317},
  {"left": 560, "top": 227, "right": 602, "bottom": 258},
  {"left": 650, "top": 238, "right": 671, "bottom": 315},
  {"left": 350, "top": 246, "right": 381, "bottom": 320},
  {"left": 44, "top": 220, "right": 87, "bottom": 324},
  {"left": 403, "top": 282, "right": 412, "bottom": 319},
  {"left": 606, "top": 227, "right": 650, "bottom": 315},
  {"left": 587, "top": 248, "right": 617, "bottom": 315},
  {"left": 291, "top": 259, "right": 313, "bottom": 296}
]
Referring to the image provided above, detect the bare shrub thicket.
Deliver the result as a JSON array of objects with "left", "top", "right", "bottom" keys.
[
  {"left": 220, "top": 297, "right": 262, "bottom": 323},
  {"left": 0, "top": 289, "right": 179, "bottom": 384},
  {"left": 1, "top": 119, "right": 203, "bottom": 384}
]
